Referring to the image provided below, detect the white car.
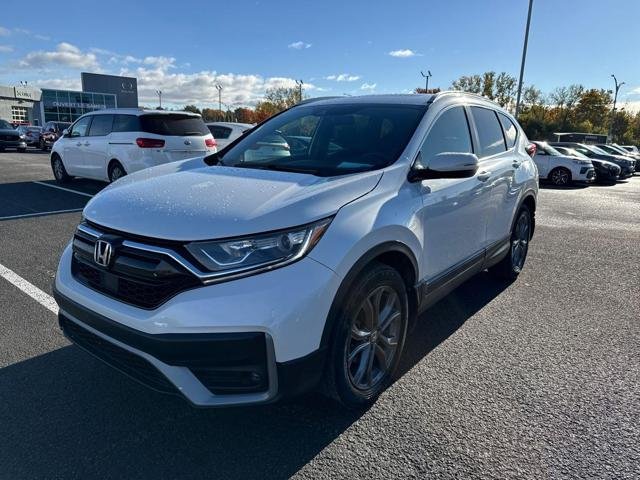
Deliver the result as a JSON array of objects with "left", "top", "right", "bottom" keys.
[
  {"left": 532, "top": 141, "right": 594, "bottom": 186},
  {"left": 206, "top": 122, "right": 253, "bottom": 149},
  {"left": 54, "top": 92, "right": 538, "bottom": 408},
  {"left": 51, "top": 109, "right": 217, "bottom": 183}
]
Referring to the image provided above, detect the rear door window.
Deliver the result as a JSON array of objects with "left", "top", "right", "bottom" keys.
[
  {"left": 88, "top": 115, "right": 113, "bottom": 136},
  {"left": 113, "top": 114, "right": 141, "bottom": 132},
  {"left": 498, "top": 113, "right": 517, "bottom": 149},
  {"left": 140, "top": 114, "right": 209, "bottom": 136},
  {"left": 470, "top": 107, "right": 506, "bottom": 158}
]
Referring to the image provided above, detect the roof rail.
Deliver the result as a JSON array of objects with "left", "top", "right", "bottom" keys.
[
  {"left": 296, "top": 96, "right": 343, "bottom": 106},
  {"left": 433, "top": 90, "right": 502, "bottom": 107}
]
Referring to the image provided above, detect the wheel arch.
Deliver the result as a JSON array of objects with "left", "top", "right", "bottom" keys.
[
  {"left": 319, "top": 241, "right": 420, "bottom": 350},
  {"left": 517, "top": 191, "right": 537, "bottom": 239}
]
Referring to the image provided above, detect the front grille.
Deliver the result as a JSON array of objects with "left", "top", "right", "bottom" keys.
[
  {"left": 1, "top": 135, "right": 20, "bottom": 141},
  {"left": 60, "top": 314, "right": 177, "bottom": 394},
  {"left": 71, "top": 225, "right": 201, "bottom": 309}
]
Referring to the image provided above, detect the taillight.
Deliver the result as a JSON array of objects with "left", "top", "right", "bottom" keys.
[
  {"left": 205, "top": 138, "right": 217, "bottom": 148},
  {"left": 525, "top": 143, "right": 537, "bottom": 158},
  {"left": 136, "top": 138, "right": 165, "bottom": 148}
]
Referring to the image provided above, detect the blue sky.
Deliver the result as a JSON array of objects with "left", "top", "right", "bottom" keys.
[{"left": 1, "top": 0, "right": 638, "bottom": 110}]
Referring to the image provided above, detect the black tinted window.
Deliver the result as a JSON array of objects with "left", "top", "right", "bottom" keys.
[
  {"left": 113, "top": 114, "right": 141, "bottom": 132},
  {"left": 140, "top": 114, "right": 209, "bottom": 136},
  {"left": 209, "top": 126, "right": 232, "bottom": 139},
  {"left": 498, "top": 113, "right": 517, "bottom": 148},
  {"left": 471, "top": 107, "right": 506, "bottom": 158},
  {"left": 88, "top": 115, "right": 113, "bottom": 136},
  {"left": 421, "top": 107, "right": 472, "bottom": 160}
]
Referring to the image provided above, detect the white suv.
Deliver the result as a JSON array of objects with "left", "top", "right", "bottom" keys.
[
  {"left": 54, "top": 93, "right": 538, "bottom": 408},
  {"left": 532, "top": 141, "right": 594, "bottom": 186},
  {"left": 50, "top": 109, "right": 216, "bottom": 183}
]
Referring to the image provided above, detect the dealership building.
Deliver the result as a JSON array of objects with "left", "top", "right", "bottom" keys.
[{"left": 0, "top": 73, "right": 138, "bottom": 126}]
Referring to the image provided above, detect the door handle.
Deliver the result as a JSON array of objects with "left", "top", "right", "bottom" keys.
[
  {"left": 477, "top": 171, "right": 491, "bottom": 181},
  {"left": 512, "top": 160, "right": 522, "bottom": 168},
  {"left": 76, "top": 142, "right": 82, "bottom": 146},
  {"left": 83, "top": 142, "right": 90, "bottom": 146}
]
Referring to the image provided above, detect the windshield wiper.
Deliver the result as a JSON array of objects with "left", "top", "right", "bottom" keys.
[{"left": 234, "top": 163, "right": 319, "bottom": 175}]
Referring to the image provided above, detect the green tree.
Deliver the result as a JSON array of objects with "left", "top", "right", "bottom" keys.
[
  {"left": 183, "top": 104, "right": 201, "bottom": 115},
  {"left": 451, "top": 74, "right": 483, "bottom": 94},
  {"left": 573, "top": 88, "right": 612, "bottom": 133},
  {"left": 264, "top": 87, "right": 301, "bottom": 110}
]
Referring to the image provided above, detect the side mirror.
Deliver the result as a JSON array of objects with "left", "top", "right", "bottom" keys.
[
  {"left": 408, "top": 152, "right": 479, "bottom": 182},
  {"left": 62, "top": 129, "right": 69, "bottom": 137}
]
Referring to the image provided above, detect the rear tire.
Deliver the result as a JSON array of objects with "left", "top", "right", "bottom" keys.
[
  {"left": 17, "top": 147, "right": 26, "bottom": 153},
  {"left": 51, "top": 154, "right": 71, "bottom": 184},
  {"left": 108, "top": 161, "right": 126, "bottom": 183},
  {"left": 489, "top": 205, "right": 532, "bottom": 281},
  {"left": 323, "top": 263, "right": 408, "bottom": 409},
  {"left": 549, "top": 167, "right": 572, "bottom": 186}
]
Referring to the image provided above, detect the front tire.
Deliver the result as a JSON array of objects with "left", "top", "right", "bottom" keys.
[
  {"left": 490, "top": 205, "right": 532, "bottom": 280},
  {"left": 324, "top": 263, "right": 408, "bottom": 409},
  {"left": 51, "top": 154, "right": 71, "bottom": 184},
  {"left": 39, "top": 138, "right": 47, "bottom": 151},
  {"left": 549, "top": 167, "right": 572, "bottom": 186}
]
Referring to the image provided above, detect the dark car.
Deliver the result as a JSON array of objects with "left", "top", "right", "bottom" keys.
[
  {"left": 0, "top": 119, "right": 27, "bottom": 152},
  {"left": 595, "top": 143, "right": 640, "bottom": 172},
  {"left": 549, "top": 142, "right": 635, "bottom": 179},
  {"left": 553, "top": 146, "right": 620, "bottom": 184},
  {"left": 39, "top": 121, "right": 71, "bottom": 151},
  {"left": 16, "top": 125, "right": 43, "bottom": 146}
]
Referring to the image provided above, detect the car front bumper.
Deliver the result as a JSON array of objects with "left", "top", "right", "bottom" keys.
[
  {"left": 54, "top": 244, "right": 340, "bottom": 406},
  {"left": 0, "top": 140, "right": 26, "bottom": 149}
]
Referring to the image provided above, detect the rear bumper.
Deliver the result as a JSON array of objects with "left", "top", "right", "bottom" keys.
[{"left": 55, "top": 288, "right": 326, "bottom": 407}]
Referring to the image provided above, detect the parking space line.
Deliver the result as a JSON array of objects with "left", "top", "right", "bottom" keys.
[
  {"left": 32, "top": 181, "right": 95, "bottom": 198},
  {"left": 0, "top": 208, "right": 84, "bottom": 221},
  {"left": 0, "top": 263, "right": 58, "bottom": 314}
]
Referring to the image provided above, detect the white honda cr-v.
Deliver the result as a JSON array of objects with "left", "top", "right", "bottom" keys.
[
  {"left": 54, "top": 92, "right": 538, "bottom": 408},
  {"left": 50, "top": 109, "right": 217, "bottom": 183}
]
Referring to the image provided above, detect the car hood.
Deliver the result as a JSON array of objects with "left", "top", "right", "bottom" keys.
[
  {"left": 83, "top": 157, "right": 382, "bottom": 241},
  {"left": 0, "top": 129, "right": 19, "bottom": 135}
]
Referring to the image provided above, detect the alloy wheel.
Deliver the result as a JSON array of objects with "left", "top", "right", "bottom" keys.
[
  {"left": 551, "top": 169, "right": 569, "bottom": 185},
  {"left": 53, "top": 158, "right": 64, "bottom": 180},
  {"left": 345, "top": 286, "right": 402, "bottom": 391},
  {"left": 511, "top": 212, "right": 530, "bottom": 272}
]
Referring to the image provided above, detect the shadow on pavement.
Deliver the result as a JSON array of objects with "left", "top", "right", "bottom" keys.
[{"left": 0, "top": 272, "right": 509, "bottom": 479}]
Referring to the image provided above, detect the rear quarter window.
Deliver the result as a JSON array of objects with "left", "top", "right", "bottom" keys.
[
  {"left": 141, "top": 114, "right": 209, "bottom": 136},
  {"left": 113, "top": 114, "right": 141, "bottom": 132},
  {"left": 498, "top": 113, "right": 518, "bottom": 149}
]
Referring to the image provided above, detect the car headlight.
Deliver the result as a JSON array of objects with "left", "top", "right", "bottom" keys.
[
  {"left": 19, "top": 134, "right": 26, "bottom": 140},
  {"left": 185, "top": 217, "right": 332, "bottom": 276},
  {"left": 572, "top": 159, "right": 589, "bottom": 165}
]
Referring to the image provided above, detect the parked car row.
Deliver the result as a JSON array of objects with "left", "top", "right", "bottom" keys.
[{"left": 530, "top": 140, "right": 636, "bottom": 186}]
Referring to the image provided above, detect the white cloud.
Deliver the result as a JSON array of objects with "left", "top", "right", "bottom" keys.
[
  {"left": 288, "top": 41, "right": 312, "bottom": 50},
  {"left": 628, "top": 86, "right": 640, "bottom": 95},
  {"left": 388, "top": 49, "right": 419, "bottom": 58},
  {"left": 360, "top": 82, "right": 377, "bottom": 91},
  {"left": 143, "top": 56, "right": 176, "bottom": 70},
  {"left": 326, "top": 73, "right": 360, "bottom": 82},
  {"left": 17, "top": 42, "right": 99, "bottom": 69},
  {"left": 0, "top": 27, "right": 10, "bottom": 36},
  {"left": 0, "top": 45, "right": 13, "bottom": 53},
  {"left": 119, "top": 61, "right": 316, "bottom": 108},
  {"left": 31, "top": 77, "right": 82, "bottom": 91}
]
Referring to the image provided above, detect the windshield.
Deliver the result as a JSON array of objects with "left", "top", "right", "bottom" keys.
[
  {"left": 217, "top": 103, "right": 427, "bottom": 176},
  {"left": 587, "top": 145, "right": 610, "bottom": 155},
  {"left": 561, "top": 148, "right": 589, "bottom": 159},
  {"left": 537, "top": 142, "right": 562, "bottom": 156},
  {"left": 0, "top": 120, "right": 13, "bottom": 129}
]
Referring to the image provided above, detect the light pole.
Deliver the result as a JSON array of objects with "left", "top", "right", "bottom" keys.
[
  {"left": 515, "top": 0, "right": 534, "bottom": 118},
  {"left": 420, "top": 70, "right": 432, "bottom": 92},
  {"left": 608, "top": 74, "right": 625, "bottom": 142},
  {"left": 295, "top": 79, "right": 304, "bottom": 103},
  {"left": 215, "top": 84, "right": 223, "bottom": 113},
  {"left": 155, "top": 90, "right": 162, "bottom": 109}
]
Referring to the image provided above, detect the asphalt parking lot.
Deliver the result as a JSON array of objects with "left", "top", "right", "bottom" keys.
[{"left": 0, "top": 151, "right": 638, "bottom": 479}]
